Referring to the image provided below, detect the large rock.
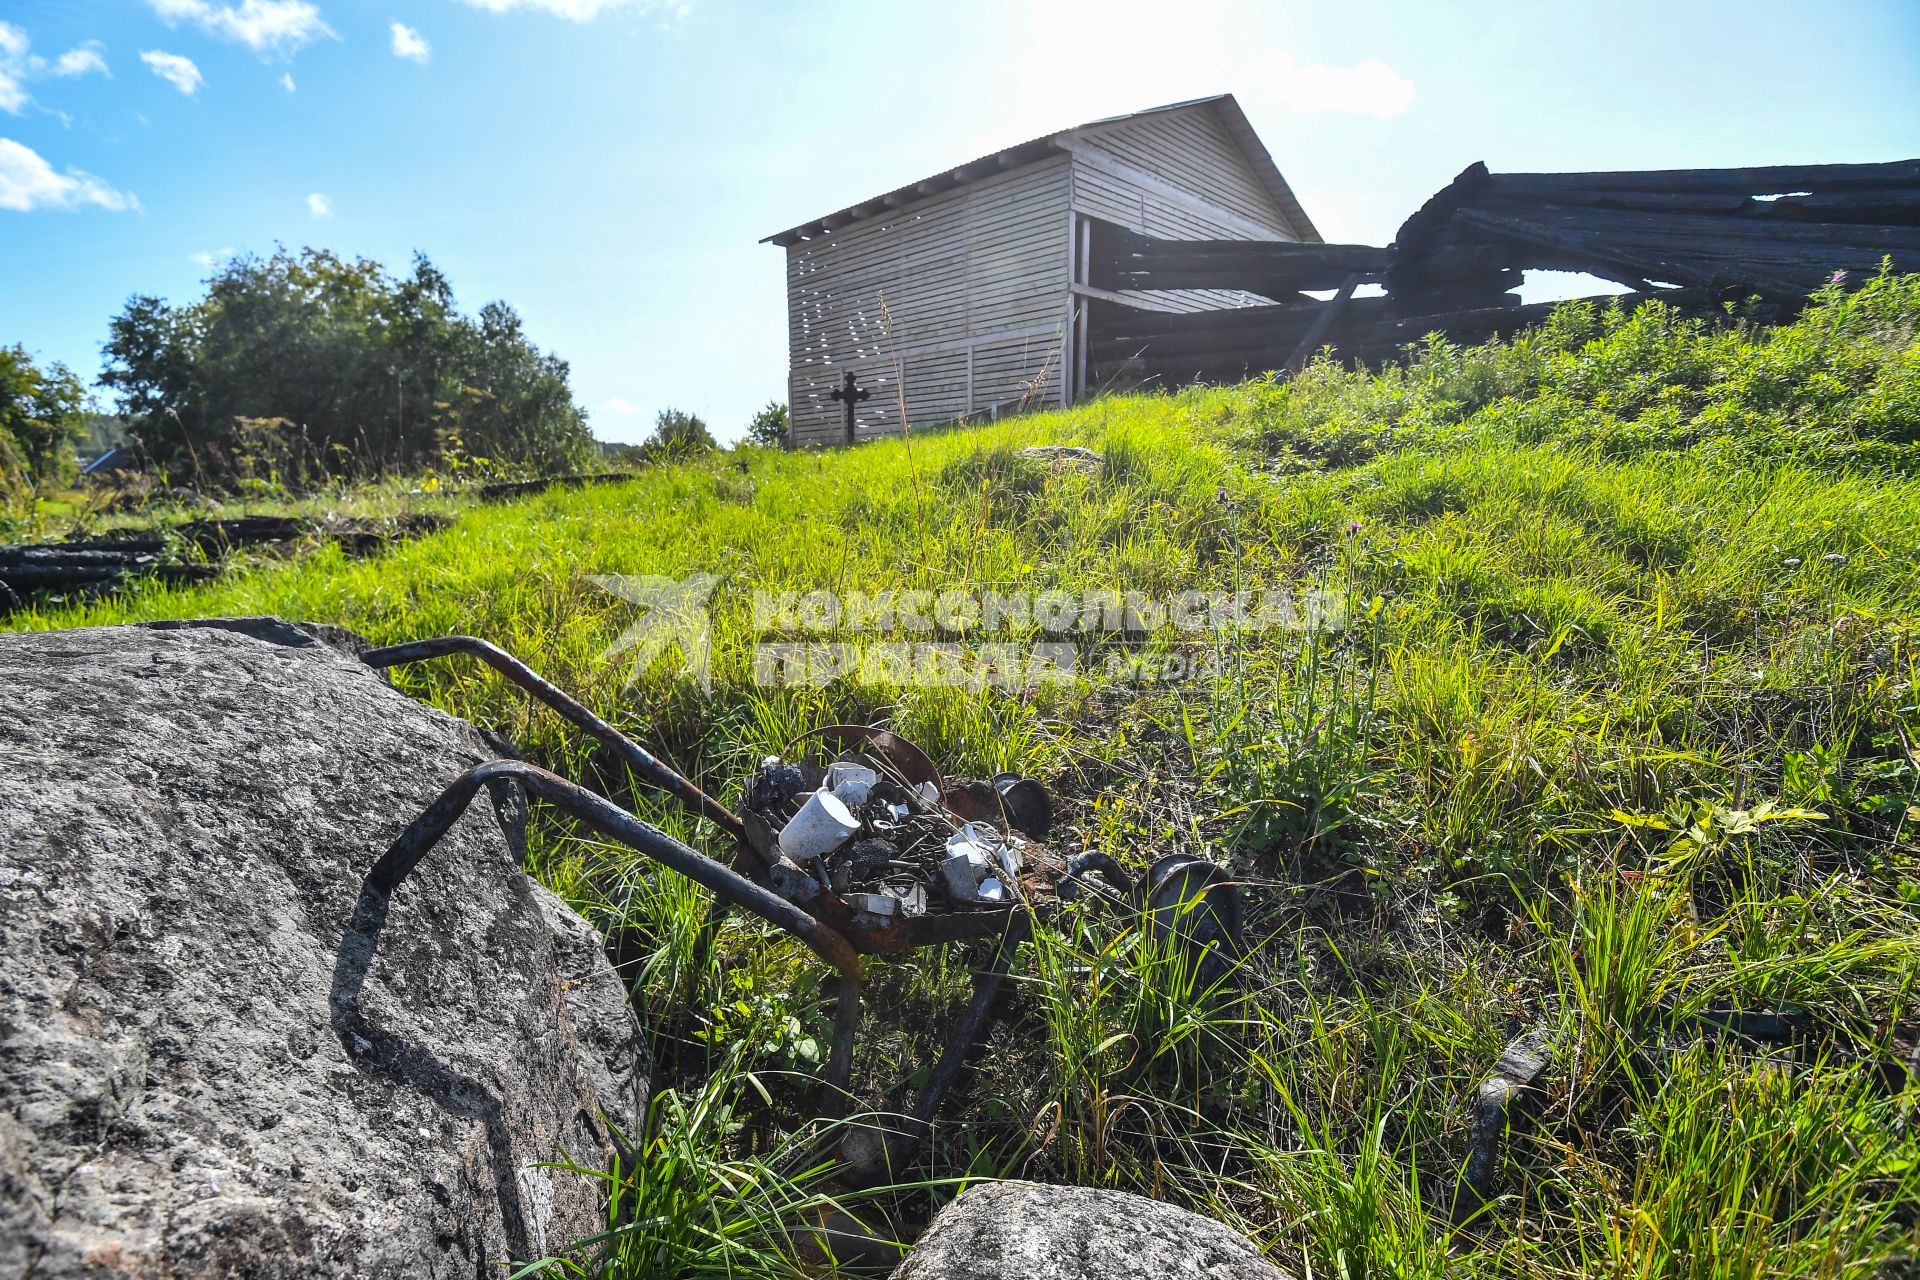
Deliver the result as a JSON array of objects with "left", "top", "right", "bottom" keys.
[
  {"left": 892, "top": 1181, "right": 1289, "bottom": 1280},
  {"left": 0, "top": 619, "right": 642, "bottom": 1277}
]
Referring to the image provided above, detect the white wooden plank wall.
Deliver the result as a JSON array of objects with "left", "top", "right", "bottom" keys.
[
  {"left": 785, "top": 157, "right": 1072, "bottom": 446},
  {"left": 1068, "top": 104, "right": 1299, "bottom": 314},
  {"left": 1082, "top": 107, "right": 1287, "bottom": 231}
]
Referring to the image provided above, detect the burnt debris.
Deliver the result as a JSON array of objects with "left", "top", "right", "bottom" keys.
[
  {"left": 368, "top": 636, "right": 1246, "bottom": 1186},
  {"left": 1, "top": 514, "right": 447, "bottom": 614},
  {"left": 1084, "top": 156, "right": 1919, "bottom": 390}
]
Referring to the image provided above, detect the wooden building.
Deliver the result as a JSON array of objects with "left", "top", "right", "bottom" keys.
[{"left": 764, "top": 94, "right": 1320, "bottom": 447}]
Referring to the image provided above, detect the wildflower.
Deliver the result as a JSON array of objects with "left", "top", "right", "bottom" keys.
[
  {"left": 1830, "top": 270, "right": 1848, "bottom": 284},
  {"left": 1215, "top": 486, "right": 1229, "bottom": 503},
  {"left": 1348, "top": 519, "right": 1362, "bottom": 534}
]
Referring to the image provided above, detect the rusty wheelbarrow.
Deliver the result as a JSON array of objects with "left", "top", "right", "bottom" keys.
[{"left": 358, "top": 635, "right": 1096, "bottom": 1185}]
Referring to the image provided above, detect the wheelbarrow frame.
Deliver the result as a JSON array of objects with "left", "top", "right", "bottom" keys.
[{"left": 358, "top": 635, "right": 1028, "bottom": 1182}]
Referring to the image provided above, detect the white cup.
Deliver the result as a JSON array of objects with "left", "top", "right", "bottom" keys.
[
  {"left": 778, "top": 789, "right": 860, "bottom": 861},
  {"left": 826, "top": 762, "right": 879, "bottom": 807}
]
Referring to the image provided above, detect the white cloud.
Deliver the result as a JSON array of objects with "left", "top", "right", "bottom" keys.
[
  {"left": 389, "top": 22, "right": 429, "bottom": 63},
  {"left": 280, "top": 71, "right": 295, "bottom": 91},
  {"left": 306, "top": 190, "right": 332, "bottom": 218},
  {"left": 0, "top": 24, "right": 111, "bottom": 114},
  {"left": 146, "top": 0, "right": 334, "bottom": 56},
  {"left": 598, "top": 397, "right": 644, "bottom": 416},
  {"left": 52, "top": 47, "right": 110, "bottom": 78},
  {"left": 141, "top": 49, "right": 203, "bottom": 95},
  {"left": 191, "top": 245, "right": 235, "bottom": 267},
  {"left": 1001, "top": 1, "right": 1413, "bottom": 177},
  {"left": 454, "top": 0, "right": 674, "bottom": 21},
  {"left": 1268, "top": 54, "right": 1415, "bottom": 119},
  {"left": 0, "top": 137, "right": 138, "bottom": 212}
]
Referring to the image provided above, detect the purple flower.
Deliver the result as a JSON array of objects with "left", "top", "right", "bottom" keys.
[{"left": 1830, "top": 270, "right": 1848, "bottom": 284}]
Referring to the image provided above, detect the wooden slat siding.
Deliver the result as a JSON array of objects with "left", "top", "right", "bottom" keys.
[
  {"left": 1078, "top": 104, "right": 1283, "bottom": 230},
  {"left": 785, "top": 157, "right": 1072, "bottom": 446},
  {"left": 972, "top": 332, "right": 1065, "bottom": 420},
  {"left": 1064, "top": 102, "right": 1300, "bottom": 319},
  {"left": 1071, "top": 164, "right": 1281, "bottom": 312},
  {"left": 784, "top": 180, "right": 1061, "bottom": 363}
]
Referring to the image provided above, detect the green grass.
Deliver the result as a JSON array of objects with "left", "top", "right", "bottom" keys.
[{"left": 13, "top": 272, "right": 1920, "bottom": 1278}]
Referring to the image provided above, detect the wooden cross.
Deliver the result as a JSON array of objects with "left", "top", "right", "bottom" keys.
[{"left": 828, "top": 371, "right": 870, "bottom": 444}]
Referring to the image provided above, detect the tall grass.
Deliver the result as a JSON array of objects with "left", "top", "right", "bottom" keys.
[{"left": 13, "top": 275, "right": 1920, "bottom": 1277}]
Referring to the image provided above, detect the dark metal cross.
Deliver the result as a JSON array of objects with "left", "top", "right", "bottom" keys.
[{"left": 828, "top": 370, "right": 870, "bottom": 445}]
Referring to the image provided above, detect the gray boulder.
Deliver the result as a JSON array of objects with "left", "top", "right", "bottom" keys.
[
  {"left": 892, "top": 1181, "right": 1290, "bottom": 1280},
  {"left": 0, "top": 619, "right": 641, "bottom": 1278}
]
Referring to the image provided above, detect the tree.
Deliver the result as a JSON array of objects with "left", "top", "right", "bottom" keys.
[
  {"left": 650, "top": 407, "right": 716, "bottom": 456},
  {"left": 0, "top": 346, "right": 89, "bottom": 491},
  {"left": 744, "top": 400, "right": 789, "bottom": 448},
  {"left": 100, "top": 247, "right": 592, "bottom": 487}
]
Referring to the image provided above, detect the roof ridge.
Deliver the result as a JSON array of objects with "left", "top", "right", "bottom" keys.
[{"left": 762, "top": 93, "right": 1314, "bottom": 246}]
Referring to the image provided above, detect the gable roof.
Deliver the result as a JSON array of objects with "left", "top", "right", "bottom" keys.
[{"left": 762, "top": 94, "right": 1321, "bottom": 246}]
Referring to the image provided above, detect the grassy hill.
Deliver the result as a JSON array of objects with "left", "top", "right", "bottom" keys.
[{"left": 13, "top": 271, "right": 1920, "bottom": 1277}]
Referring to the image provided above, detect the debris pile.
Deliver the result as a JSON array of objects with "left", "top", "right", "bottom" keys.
[
  {"left": 345, "top": 639, "right": 1250, "bottom": 1188},
  {"left": 742, "top": 730, "right": 1058, "bottom": 951}
]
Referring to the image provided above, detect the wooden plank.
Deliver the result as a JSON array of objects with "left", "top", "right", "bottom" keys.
[
  {"left": 1069, "top": 170, "right": 1286, "bottom": 312},
  {"left": 1755, "top": 187, "right": 1920, "bottom": 225},
  {"left": 1069, "top": 281, "right": 1177, "bottom": 311},
  {"left": 782, "top": 156, "right": 1072, "bottom": 441},
  {"left": 1502, "top": 204, "right": 1920, "bottom": 250},
  {"left": 1064, "top": 142, "right": 1296, "bottom": 242},
  {"left": 1483, "top": 189, "right": 1766, "bottom": 215},
  {"left": 1075, "top": 104, "right": 1288, "bottom": 231},
  {"left": 1086, "top": 220, "right": 1387, "bottom": 297},
  {"left": 1487, "top": 158, "right": 1920, "bottom": 197},
  {"left": 1447, "top": 207, "right": 1692, "bottom": 292},
  {"left": 1091, "top": 221, "right": 1374, "bottom": 264},
  {"left": 1089, "top": 298, "right": 1403, "bottom": 361},
  {"left": 1446, "top": 204, "right": 1915, "bottom": 296}
]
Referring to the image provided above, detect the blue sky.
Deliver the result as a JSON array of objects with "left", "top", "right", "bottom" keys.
[{"left": 2, "top": 0, "right": 1916, "bottom": 444}]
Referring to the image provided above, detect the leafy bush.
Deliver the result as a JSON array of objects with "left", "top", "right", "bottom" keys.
[
  {"left": 101, "top": 247, "right": 593, "bottom": 488},
  {"left": 0, "top": 345, "right": 88, "bottom": 500},
  {"left": 651, "top": 408, "right": 717, "bottom": 456},
  {"left": 745, "top": 400, "right": 789, "bottom": 448}
]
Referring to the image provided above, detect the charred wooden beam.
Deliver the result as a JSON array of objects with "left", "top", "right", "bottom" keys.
[
  {"left": 1487, "top": 158, "right": 1920, "bottom": 198},
  {"left": 1505, "top": 204, "right": 1920, "bottom": 251},
  {"left": 1395, "top": 160, "right": 1492, "bottom": 252},
  {"left": 1446, "top": 207, "right": 1675, "bottom": 290},
  {"left": 1091, "top": 221, "right": 1393, "bottom": 294},
  {"left": 1477, "top": 186, "right": 1920, "bottom": 225},
  {"left": 1757, "top": 186, "right": 1920, "bottom": 226}
]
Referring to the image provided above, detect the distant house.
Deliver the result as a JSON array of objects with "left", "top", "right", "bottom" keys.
[{"left": 764, "top": 93, "right": 1320, "bottom": 447}]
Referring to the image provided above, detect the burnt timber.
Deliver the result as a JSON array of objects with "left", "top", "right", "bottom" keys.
[
  {"left": 0, "top": 514, "right": 449, "bottom": 614},
  {"left": 1086, "top": 158, "right": 1919, "bottom": 391}
]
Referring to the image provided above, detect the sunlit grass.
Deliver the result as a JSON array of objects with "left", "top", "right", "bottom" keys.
[{"left": 13, "top": 276, "right": 1920, "bottom": 1277}]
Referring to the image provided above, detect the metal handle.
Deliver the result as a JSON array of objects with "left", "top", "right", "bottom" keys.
[
  {"left": 372, "top": 757, "right": 863, "bottom": 1095},
  {"left": 361, "top": 635, "right": 747, "bottom": 842}
]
